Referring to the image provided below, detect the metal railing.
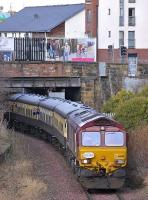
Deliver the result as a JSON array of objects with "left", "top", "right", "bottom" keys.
[
  {"left": 119, "top": 16, "right": 124, "bottom": 26},
  {"left": 128, "top": 16, "right": 136, "bottom": 26},
  {"left": 119, "top": 39, "right": 124, "bottom": 46},
  {"left": 14, "top": 38, "right": 45, "bottom": 61},
  {"left": 128, "top": 0, "right": 136, "bottom": 3},
  {"left": 128, "top": 39, "right": 135, "bottom": 48}
]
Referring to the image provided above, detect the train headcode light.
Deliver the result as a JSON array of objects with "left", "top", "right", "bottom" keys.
[{"left": 120, "top": 46, "right": 127, "bottom": 56}]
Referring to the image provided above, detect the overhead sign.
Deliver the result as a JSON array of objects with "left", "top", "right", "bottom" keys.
[
  {"left": 46, "top": 38, "right": 96, "bottom": 62},
  {"left": 0, "top": 37, "right": 14, "bottom": 51}
]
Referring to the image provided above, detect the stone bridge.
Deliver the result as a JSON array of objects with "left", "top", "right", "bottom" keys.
[
  {"left": 0, "top": 61, "right": 98, "bottom": 109},
  {"left": 0, "top": 61, "right": 147, "bottom": 111}
]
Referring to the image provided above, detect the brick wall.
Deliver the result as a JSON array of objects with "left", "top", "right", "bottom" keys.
[
  {"left": 85, "top": 0, "right": 98, "bottom": 38},
  {"left": 46, "top": 23, "right": 65, "bottom": 37},
  {"left": 98, "top": 49, "right": 148, "bottom": 64},
  {"left": 98, "top": 49, "right": 122, "bottom": 63},
  {"left": 32, "top": 23, "right": 65, "bottom": 38}
]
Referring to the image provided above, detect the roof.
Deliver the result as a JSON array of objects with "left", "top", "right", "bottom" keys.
[
  {"left": 0, "top": 4, "right": 84, "bottom": 32},
  {"left": 10, "top": 94, "right": 45, "bottom": 106}
]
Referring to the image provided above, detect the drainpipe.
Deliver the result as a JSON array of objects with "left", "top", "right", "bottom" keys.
[
  {"left": 96, "top": 1, "right": 99, "bottom": 63},
  {"left": 44, "top": 32, "right": 47, "bottom": 61}
]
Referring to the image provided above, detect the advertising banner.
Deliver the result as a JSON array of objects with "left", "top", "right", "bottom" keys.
[
  {"left": 46, "top": 38, "right": 96, "bottom": 62},
  {"left": 0, "top": 37, "right": 14, "bottom": 51}
]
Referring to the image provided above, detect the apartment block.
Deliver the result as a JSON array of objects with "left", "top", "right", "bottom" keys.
[{"left": 85, "top": 0, "right": 148, "bottom": 64}]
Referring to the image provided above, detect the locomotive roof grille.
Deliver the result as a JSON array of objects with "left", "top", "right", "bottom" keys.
[
  {"left": 40, "top": 97, "right": 49, "bottom": 101},
  {"left": 82, "top": 105, "right": 91, "bottom": 108},
  {"left": 79, "top": 115, "right": 103, "bottom": 127},
  {"left": 72, "top": 104, "right": 78, "bottom": 107},
  {"left": 74, "top": 110, "right": 91, "bottom": 117},
  {"left": 79, "top": 111, "right": 88, "bottom": 115},
  {"left": 81, "top": 113, "right": 99, "bottom": 122}
]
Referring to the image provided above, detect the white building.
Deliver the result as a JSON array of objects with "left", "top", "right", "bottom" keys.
[
  {"left": 97, "top": 0, "right": 148, "bottom": 63},
  {"left": 65, "top": 10, "right": 85, "bottom": 38}
]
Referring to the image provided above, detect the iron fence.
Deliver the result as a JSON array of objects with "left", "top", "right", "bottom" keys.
[{"left": 14, "top": 37, "right": 45, "bottom": 61}]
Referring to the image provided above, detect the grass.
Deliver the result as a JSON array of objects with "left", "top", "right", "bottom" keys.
[{"left": 0, "top": 130, "right": 48, "bottom": 200}]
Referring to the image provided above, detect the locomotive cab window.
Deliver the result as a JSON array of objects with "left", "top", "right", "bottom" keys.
[
  {"left": 82, "top": 132, "right": 101, "bottom": 146},
  {"left": 105, "top": 132, "right": 124, "bottom": 146}
]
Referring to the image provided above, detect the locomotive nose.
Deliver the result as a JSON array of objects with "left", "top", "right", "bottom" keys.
[{"left": 79, "top": 147, "right": 127, "bottom": 174}]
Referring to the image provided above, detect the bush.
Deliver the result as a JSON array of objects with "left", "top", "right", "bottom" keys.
[
  {"left": 137, "top": 85, "right": 148, "bottom": 97},
  {"left": 102, "top": 89, "right": 134, "bottom": 113},
  {"left": 115, "top": 96, "right": 148, "bottom": 130},
  {"left": 102, "top": 87, "right": 148, "bottom": 130}
]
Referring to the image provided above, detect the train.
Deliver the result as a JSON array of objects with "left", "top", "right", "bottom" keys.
[{"left": 4, "top": 93, "right": 127, "bottom": 189}]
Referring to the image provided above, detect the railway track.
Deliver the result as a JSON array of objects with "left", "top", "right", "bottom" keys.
[
  {"left": 3, "top": 124, "right": 127, "bottom": 200},
  {"left": 51, "top": 137, "right": 126, "bottom": 200},
  {"left": 46, "top": 135, "right": 126, "bottom": 200}
]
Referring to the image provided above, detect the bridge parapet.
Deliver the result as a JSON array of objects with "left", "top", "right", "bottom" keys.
[{"left": 0, "top": 61, "right": 98, "bottom": 78}]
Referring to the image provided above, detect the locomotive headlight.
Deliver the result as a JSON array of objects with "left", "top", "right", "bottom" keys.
[
  {"left": 115, "top": 159, "right": 125, "bottom": 164},
  {"left": 83, "top": 152, "right": 94, "bottom": 159},
  {"left": 81, "top": 159, "right": 91, "bottom": 164}
]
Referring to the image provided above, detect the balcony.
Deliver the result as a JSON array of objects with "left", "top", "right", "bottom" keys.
[
  {"left": 129, "top": 0, "right": 136, "bottom": 3},
  {"left": 128, "top": 16, "right": 136, "bottom": 26},
  {"left": 119, "top": 39, "right": 124, "bottom": 46},
  {"left": 119, "top": 16, "right": 124, "bottom": 26}
]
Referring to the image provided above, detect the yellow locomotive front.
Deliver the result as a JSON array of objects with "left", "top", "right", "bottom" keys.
[{"left": 77, "top": 125, "right": 127, "bottom": 189}]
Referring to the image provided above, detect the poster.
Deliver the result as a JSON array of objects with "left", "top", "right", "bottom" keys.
[
  {"left": 46, "top": 38, "right": 96, "bottom": 62},
  {"left": 0, "top": 37, "right": 14, "bottom": 51}
]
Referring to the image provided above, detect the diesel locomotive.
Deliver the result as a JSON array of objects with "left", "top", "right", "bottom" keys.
[{"left": 5, "top": 93, "right": 127, "bottom": 189}]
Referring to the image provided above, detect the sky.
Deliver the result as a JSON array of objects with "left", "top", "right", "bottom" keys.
[{"left": 0, "top": 0, "right": 85, "bottom": 12}]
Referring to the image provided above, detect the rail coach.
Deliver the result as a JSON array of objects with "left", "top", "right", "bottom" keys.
[{"left": 4, "top": 93, "right": 127, "bottom": 189}]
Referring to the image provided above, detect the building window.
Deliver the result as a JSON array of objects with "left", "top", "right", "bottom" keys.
[
  {"left": 108, "top": 8, "right": 111, "bottom": 15},
  {"left": 108, "top": 31, "right": 111, "bottom": 38},
  {"left": 119, "top": 31, "right": 124, "bottom": 46},
  {"left": 128, "top": 8, "right": 135, "bottom": 26},
  {"left": 128, "top": 31, "right": 135, "bottom": 48},
  {"left": 86, "top": 9, "right": 92, "bottom": 23},
  {"left": 119, "top": 0, "right": 124, "bottom": 26},
  {"left": 129, "top": 0, "right": 136, "bottom": 3}
]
